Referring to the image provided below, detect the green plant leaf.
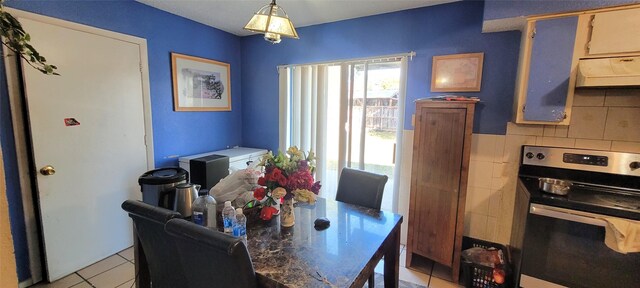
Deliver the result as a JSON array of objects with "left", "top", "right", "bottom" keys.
[{"left": 0, "top": 3, "right": 59, "bottom": 76}]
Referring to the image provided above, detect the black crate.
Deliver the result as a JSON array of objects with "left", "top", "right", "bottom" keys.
[{"left": 461, "top": 236, "right": 511, "bottom": 288}]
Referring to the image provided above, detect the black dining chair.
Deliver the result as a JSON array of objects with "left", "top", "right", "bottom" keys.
[
  {"left": 121, "top": 200, "right": 187, "bottom": 288},
  {"left": 335, "top": 167, "right": 388, "bottom": 288},
  {"left": 165, "top": 218, "right": 257, "bottom": 288},
  {"left": 336, "top": 167, "right": 388, "bottom": 210}
]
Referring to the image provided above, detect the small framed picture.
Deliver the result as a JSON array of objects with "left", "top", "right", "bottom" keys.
[
  {"left": 430, "top": 52, "right": 484, "bottom": 92},
  {"left": 171, "top": 52, "right": 231, "bottom": 111}
]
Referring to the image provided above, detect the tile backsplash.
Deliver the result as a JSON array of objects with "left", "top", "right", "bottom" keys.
[
  {"left": 572, "top": 88, "right": 640, "bottom": 143},
  {"left": 398, "top": 88, "right": 639, "bottom": 247},
  {"left": 465, "top": 88, "right": 640, "bottom": 245}
]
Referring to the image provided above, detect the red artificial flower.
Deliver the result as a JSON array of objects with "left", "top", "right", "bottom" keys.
[
  {"left": 286, "top": 169, "right": 314, "bottom": 191},
  {"left": 277, "top": 175, "right": 288, "bottom": 187},
  {"left": 272, "top": 168, "right": 282, "bottom": 179},
  {"left": 257, "top": 176, "right": 266, "bottom": 186},
  {"left": 310, "top": 181, "right": 322, "bottom": 194},
  {"left": 253, "top": 187, "right": 266, "bottom": 200},
  {"left": 260, "top": 206, "right": 278, "bottom": 221}
]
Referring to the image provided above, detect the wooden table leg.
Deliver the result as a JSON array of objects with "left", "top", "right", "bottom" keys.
[{"left": 383, "top": 226, "right": 401, "bottom": 288}]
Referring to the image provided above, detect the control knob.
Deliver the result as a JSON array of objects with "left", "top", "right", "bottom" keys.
[
  {"left": 536, "top": 153, "right": 545, "bottom": 160},
  {"left": 525, "top": 152, "right": 534, "bottom": 159},
  {"left": 631, "top": 162, "right": 640, "bottom": 170}
]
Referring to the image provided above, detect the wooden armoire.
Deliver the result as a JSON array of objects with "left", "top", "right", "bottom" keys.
[{"left": 406, "top": 100, "right": 475, "bottom": 282}]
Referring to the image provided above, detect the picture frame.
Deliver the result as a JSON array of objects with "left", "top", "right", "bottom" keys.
[
  {"left": 171, "top": 52, "right": 231, "bottom": 111},
  {"left": 430, "top": 52, "right": 484, "bottom": 92}
]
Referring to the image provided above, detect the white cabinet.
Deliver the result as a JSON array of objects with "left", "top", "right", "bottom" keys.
[
  {"left": 178, "top": 147, "right": 267, "bottom": 173},
  {"left": 589, "top": 8, "right": 640, "bottom": 55},
  {"left": 513, "top": 5, "right": 640, "bottom": 125}
]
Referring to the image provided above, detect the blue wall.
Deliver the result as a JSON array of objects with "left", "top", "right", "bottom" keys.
[
  {"left": 2, "top": 0, "right": 523, "bottom": 282},
  {"left": 1, "top": 0, "right": 242, "bottom": 281},
  {"left": 241, "top": 0, "right": 521, "bottom": 152},
  {"left": 483, "top": 0, "right": 640, "bottom": 21}
]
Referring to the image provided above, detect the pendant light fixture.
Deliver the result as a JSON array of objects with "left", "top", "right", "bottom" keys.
[{"left": 243, "top": 0, "right": 299, "bottom": 44}]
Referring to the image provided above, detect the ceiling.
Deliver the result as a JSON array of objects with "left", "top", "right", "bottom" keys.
[{"left": 136, "top": 0, "right": 458, "bottom": 36}]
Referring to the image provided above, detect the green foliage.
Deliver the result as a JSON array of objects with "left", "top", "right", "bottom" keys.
[
  {"left": 368, "top": 129, "right": 395, "bottom": 140},
  {"left": 1, "top": 2, "right": 59, "bottom": 75}
]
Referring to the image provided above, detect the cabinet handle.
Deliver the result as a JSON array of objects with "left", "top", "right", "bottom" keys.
[{"left": 530, "top": 204, "right": 607, "bottom": 227}]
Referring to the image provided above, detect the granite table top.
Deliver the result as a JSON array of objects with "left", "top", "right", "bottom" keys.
[{"left": 246, "top": 198, "right": 403, "bottom": 288}]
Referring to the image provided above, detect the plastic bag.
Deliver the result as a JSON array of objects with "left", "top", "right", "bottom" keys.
[
  {"left": 461, "top": 247, "right": 504, "bottom": 268},
  {"left": 210, "top": 167, "right": 261, "bottom": 206}
]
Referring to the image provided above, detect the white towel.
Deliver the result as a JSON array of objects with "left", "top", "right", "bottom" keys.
[{"left": 603, "top": 217, "right": 640, "bottom": 254}]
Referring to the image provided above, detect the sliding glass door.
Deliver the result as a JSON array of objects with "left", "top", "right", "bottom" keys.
[
  {"left": 343, "top": 61, "right": 402, "bottom": 211},
  {"left": 279, "top": 57, "right": 407, "bottom": 212}
]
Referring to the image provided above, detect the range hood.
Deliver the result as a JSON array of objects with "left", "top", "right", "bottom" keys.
[{"left": 576, "top": 56, "right": 640, "bottom": 87}]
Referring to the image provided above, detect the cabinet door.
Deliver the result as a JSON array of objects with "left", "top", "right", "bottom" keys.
[
  {"left": 589, "top": 8, "right": 640, "bottom": 55},
  {"left": 412, "top": 107, "right": 465, "bottom": 264},
  {"left": 524, "top": 16, "right": 578, "bottom": 122}
]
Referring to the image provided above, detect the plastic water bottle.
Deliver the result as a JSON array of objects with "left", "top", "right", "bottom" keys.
[
  {"left": 233, "top": 208, "right": 247, "bottom": 245},
  {"left": 192, "top": 189, "right": 217, "bottom": 229},
  {"left": 222, "top": 201, "right": 236, "bottom": 234}
]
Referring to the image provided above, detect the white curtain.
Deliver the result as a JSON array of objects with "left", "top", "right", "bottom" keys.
[
  {"left": 337, "top": 64, "right": 350, "bottom": 174},
  {"left": 279, "top": 65, "right": 328, "bottom": 183},
  {"left": 278, "top": 66, "right": 290, "bottom": 151},
  {"left": 391, "top": 57, "right": 408, "bottom": 212}
]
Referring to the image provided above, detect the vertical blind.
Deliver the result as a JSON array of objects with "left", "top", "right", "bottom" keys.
[
  {"left": 278, "top": 65, "right": 328, "bottom": 183},
  {"left": 278, "top": 53, "right": 411, "bottom": 212}
]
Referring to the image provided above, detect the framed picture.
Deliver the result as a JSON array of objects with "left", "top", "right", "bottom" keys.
[
  {"left": 171, "top": 52, "right": 231, "bottom": 111},
  {"left": 430, "top": 52, "right": 484, "bottom": 92}
]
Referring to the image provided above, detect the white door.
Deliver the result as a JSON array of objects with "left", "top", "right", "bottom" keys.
[{"left": 19, "top": 17, "right": 150, "bottom": 281}]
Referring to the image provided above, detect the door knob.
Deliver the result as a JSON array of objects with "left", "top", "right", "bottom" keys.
[{"left": 40, "top": 165, "right": 56, "bottom": 176}]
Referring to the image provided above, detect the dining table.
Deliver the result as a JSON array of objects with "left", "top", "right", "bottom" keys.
[{"left": 134, "top": 197, "right": 403, "bottom": 287}]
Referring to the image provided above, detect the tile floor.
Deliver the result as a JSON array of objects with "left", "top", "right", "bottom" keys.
[
  {"left": 32, "top": 244, "right": 462, "bottom": 288},
  {"left": 31, "top": 247, "right": 135, "bottom": 288},
  {"left": 373, "top": 245, "right": 462, "bottom": 288}
]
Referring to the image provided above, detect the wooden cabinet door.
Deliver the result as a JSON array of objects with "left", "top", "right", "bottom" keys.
[
  {"left": 524, "top": 16, "right": 578, "bottom": 122},
  {"left": 411, "top": 107, "right": 466, "bottom": 264}
]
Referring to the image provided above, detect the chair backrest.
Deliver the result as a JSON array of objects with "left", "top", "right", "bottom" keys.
[
  {"left": 121, "top": 200, "right": 186, "bottom": 288},
  {"left": 335, "top": 167, "right": 388, "bottom": 210},
  {"left": 165, "top": 218, "right": 257, "bottom": 288}
]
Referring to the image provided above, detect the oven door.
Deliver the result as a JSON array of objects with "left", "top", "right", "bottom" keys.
[{"left": 520, "top": 204, "right": 640, "bottom": 288}]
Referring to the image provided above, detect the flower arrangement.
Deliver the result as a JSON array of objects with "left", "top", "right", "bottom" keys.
[{"left": 253, "top": 146, "right": 321, "bottom": 221}]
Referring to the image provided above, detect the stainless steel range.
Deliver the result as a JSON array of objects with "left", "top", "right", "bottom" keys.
[{"left": 510, "top": 146, "right": 640, "bottom": 288}]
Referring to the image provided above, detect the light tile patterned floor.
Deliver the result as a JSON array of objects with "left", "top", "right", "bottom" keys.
[
  {"left": 31, "top": 247, "right": 135, "bottom": 288},
  {"left": 32, "top": 244, "right": 462, "bottom": 288},
  {"left": 374, "top": 245, "right": 463, "bottom": 288}
]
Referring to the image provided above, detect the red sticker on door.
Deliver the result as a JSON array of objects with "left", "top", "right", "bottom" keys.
[{"left": 64, "top": 118, "right": 80, "bottom": 126}]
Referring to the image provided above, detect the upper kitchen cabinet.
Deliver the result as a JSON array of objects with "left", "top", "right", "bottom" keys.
[
  {"left": 588, "top": 8, "right": 640, "bottom": 56},
  {"left": 513, "top": 16, "right": 580, "bottom": 124},
  {"left": 513, "top": 5, "right": 640, "bottom": 125}
]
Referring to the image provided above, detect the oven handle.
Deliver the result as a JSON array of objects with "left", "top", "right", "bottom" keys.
[{"left": 530, "top": 204, "right": 608, "bottom": 227}]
